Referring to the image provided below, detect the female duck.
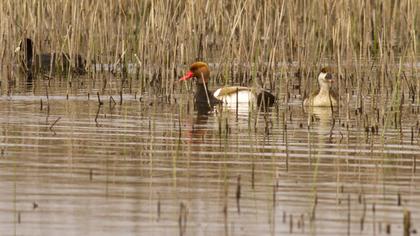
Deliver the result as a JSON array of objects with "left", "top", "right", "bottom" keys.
[{"left": 303, "top": 67, "right": 338, "bottom": 107}]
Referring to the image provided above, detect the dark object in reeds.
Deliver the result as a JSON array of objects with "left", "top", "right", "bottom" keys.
[{"left": 15, "top": 38, "right": 86, "bottom": 75}]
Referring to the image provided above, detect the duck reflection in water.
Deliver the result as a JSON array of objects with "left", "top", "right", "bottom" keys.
[
  {"left": 305, "top": 106, "right": 337, "bottom": 144},
  {"left": 184, "top": 103, "right": 214, "bottom": 144}
]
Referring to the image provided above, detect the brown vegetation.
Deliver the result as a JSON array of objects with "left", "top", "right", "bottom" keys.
[{"left": 0, "top": 0, "right": 419, "bottom": 104}]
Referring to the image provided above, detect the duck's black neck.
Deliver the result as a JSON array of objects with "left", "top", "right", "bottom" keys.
[{"left": 195, "top": 83, "right": 221, "bottom": 107}]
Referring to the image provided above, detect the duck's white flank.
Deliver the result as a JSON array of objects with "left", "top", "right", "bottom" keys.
[{"left": 213, "top": 87, "right": 256, "bottom": 107}]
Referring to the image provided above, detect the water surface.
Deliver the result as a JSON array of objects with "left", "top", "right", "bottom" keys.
[{"left": 0, "top": 72, "right": 419, "bottom": 236}]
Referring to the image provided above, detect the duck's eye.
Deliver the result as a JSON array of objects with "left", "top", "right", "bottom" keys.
[{"left": 325, "top": 73, "right": 332, "bottom": 80}]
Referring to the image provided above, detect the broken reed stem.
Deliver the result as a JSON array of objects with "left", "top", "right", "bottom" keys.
[
  {"left": 49, "top": 117, "right": 61, "bottom": 131},
  {"left": 236, "top": 175, "right": 241, "bottom": 214},
  {"left": 97, "top": 92, "right": 103, "bottom": 106},
  {"left": 178, "top": 202, "right": 188, "bottom": 236},
  {"left": 251, "top": 162, "right": 255, "bottom": 189}
]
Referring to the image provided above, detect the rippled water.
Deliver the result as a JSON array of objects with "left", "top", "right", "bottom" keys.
[{"left": 0, "top": 73, "right": 419, "bottom": 236}]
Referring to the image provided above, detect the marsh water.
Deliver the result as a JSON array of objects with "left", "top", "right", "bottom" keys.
[{"left": 0, "top": 69, "right": 419, "bottom": 236}]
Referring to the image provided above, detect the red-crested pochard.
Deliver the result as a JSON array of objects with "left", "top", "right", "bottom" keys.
[{"left": 180, "top": 62, "right": 275, "bottom": 110}]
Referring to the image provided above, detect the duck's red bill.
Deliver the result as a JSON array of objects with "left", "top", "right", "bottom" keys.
[{"left": 180, "top": 71, "right": 194, "bottom": 81}]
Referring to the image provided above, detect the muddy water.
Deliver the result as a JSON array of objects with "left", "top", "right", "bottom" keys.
[{"left": 0, "top": 74, "right": 419, "bottom": 236}]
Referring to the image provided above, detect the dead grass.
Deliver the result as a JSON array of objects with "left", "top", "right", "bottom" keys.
[{"left": 0, "top": 0, "right": 419, "bottom": 105}]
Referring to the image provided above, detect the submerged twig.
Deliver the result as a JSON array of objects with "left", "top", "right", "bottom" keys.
[{"left": 49, "top": 117, "right": 61, "bottom": 135}]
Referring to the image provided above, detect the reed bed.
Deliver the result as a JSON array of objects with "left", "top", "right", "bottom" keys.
[
  {"left": 0, "top": 0, "right": 419, "bottom": 127},
  {"left": 0, "top": 1, "right": 418, "bottom": 78}
]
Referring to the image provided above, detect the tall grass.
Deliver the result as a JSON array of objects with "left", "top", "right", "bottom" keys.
[{"left": 0, "top": 0, "right": 419, "bottom": 103}]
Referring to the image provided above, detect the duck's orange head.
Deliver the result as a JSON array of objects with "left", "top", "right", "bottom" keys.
[{"left": 180, "top": 62, "right": 210, "bottom": 83}]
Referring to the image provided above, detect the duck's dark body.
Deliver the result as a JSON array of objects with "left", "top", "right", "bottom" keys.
[
  {"left": 17, "top": 38, "right": 86, "bottom": 75},
  {"left": 195, "top": 83, "right": 222, "bottom": 106},
  {"left": 194, "top": 83, "right": 222, "bottom": 114},
  {"left": 33, "top": 53, "right": 86, "bottom": 74},
  {"left": 256, "top": 90, "right": 276, "bottom": 107}
]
